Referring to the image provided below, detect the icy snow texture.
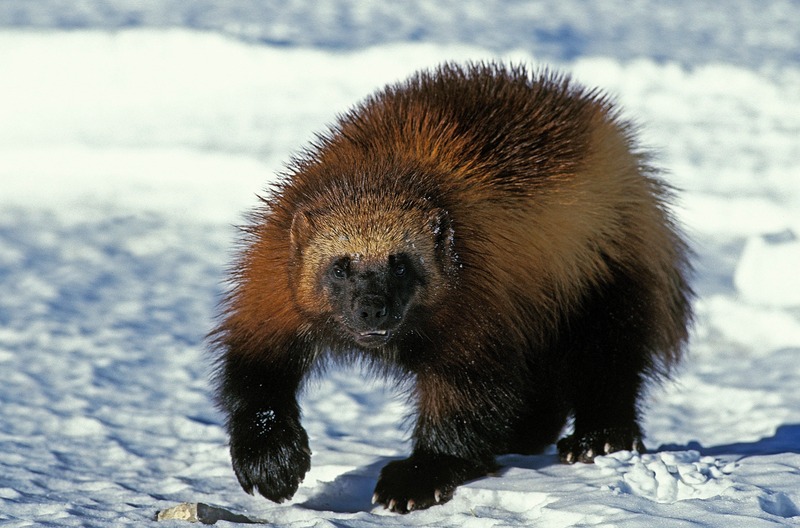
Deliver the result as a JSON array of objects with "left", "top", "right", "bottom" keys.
[
  {"left": 1, "top": 0, "right": 799, "bottom": 68},
  {"left": 1, "top": 2, "right": 800, "bottom": 526}
]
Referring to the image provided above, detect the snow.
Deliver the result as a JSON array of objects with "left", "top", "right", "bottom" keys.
[
  {"left": 1, "top": 2, "right": 799, "bottom": 526},
  {"left": 3, "top": 1, "right": 799, "bottom": 68},
  {"left": 735, "top": 232, "right": 800, "bottom": 307}
]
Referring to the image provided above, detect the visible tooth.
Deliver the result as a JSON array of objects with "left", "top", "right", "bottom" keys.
[
  {"left": 372, "top": 493, "right": 379, "bottom": 505},
  {"left": 604, "top": 442, "right": 612, "bottom": 454},
  {"left": 388, "top": 499, "right": 396, "bottom": 511},
  {"left": 407, "top": 499, "right": 415, "bottom": 511},
  {"left": 434, "top": 489, "right": 442, "bottom": 503}
]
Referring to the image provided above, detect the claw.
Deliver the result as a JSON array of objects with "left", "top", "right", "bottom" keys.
[
  {"left": 372, "top": 493, "right": 379, "bottom": 505},
  {"left": 434, "top": 489, "right": 442, "bottom": 503},
  {"left": 407, "top": 499, "right": 415, "bottom": 511},
  {"left": 388, "top": 499, "right": 396, "bottom": 511},
  {"left": 604, "top": 442, "right": 612, "bottom": 454}
]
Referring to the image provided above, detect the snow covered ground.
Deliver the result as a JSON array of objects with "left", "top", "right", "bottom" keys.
[{"left": 1, "top": 3, "right": 799, "bottom": 526}]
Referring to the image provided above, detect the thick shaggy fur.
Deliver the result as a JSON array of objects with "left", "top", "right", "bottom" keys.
[{"left": 211, "top": 62, "right": 693, "bottom": 513}]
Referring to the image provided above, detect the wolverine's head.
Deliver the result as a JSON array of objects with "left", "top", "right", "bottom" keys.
[
  {"left": 317, "top": 252, "right": 420, "bottom": 348},
  {"left": 288, "top": 200, "right": 455, "bottom": 349}
]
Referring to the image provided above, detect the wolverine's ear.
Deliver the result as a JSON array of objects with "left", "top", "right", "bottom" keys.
[
  {"left": 290, "top": 209, "right": 317, "bottom": 252},
  {"left": 428, "top": 208, "right": 456, "bottom": 263}
]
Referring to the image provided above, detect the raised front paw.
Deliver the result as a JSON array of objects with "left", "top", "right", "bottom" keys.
[
  {"left": 229, "top": 412, "right": 311, "bottom": 503},
  {"left": 372, "top": 454, "right": 493, "bottom": 514},
  {"left": 557, "top": 426, "right": 645, "bottom": 464}
]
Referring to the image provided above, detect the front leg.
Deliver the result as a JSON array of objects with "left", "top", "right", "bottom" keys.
[
  {"left": 228, "top": 401, "right": 311, "bottom": 502},
  {"left": 372, "top": 365, "right": 514, "bottom": 513},
  {"left": 217, "top": 348, "right": 313, "bottom": 503},
  {"left": 372, "top": 452, "right": 494, "bottom": 513}
]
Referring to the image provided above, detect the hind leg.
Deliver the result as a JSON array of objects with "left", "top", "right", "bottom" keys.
[
  {"left": 557, "top": 361, "right": 647, "bottom": 463},
  {"left": 557, "top": 269, "right": 656, "bottom": 463},
  {"left": 557, "top": 401, "right": 646, "bottom": 464}
]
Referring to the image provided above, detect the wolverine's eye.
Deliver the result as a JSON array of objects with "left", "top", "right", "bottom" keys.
[
  {"left": 330, "top": 257, "right": 351, "bottom": 280},
  {"left": 331, "top": 264, "right": 347, "bottom": 280},
  {"left": 393, "top": 263, "right": 407, "bottom": 277}
]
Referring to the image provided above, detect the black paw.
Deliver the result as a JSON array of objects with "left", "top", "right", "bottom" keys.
[
  {"left": 557, "top": 427, "right": 645, "bottom": 464},
  {"left": 229, "top": 411, "right": 311, "bottom": 503},
  {"left": 372, "top": 454, "right": 494, "bottom": 514}
]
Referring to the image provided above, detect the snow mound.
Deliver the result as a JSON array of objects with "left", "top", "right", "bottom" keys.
[
  {"left": 595, "top": 451, "right": 736, "bottom": 503},
  {"left": 735, "top": 230, "right": 800, "bottom": 307}
]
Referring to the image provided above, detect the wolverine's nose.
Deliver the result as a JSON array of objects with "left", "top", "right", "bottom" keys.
[{"left": 355, "top": 295, "right": 389, "bottom": 328}]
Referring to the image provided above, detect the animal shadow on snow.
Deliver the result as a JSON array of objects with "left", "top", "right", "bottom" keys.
[
  {"left": 659, "top": 423, "right": 800, "bottom": 458},
  {"left": 300, "top": 459, "right": 388, "bottom": 513}
]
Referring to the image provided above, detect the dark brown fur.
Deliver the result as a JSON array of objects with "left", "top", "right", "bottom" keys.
[{"left": 211, "top": 62, "right": 693, "bottom": 513}]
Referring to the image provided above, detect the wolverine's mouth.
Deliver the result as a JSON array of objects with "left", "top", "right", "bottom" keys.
[{"left": 354, "top": 329, "right": 392, "bottom": 347}]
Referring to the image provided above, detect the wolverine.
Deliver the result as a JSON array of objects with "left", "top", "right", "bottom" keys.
[{"left": 211, "top": 62, "right": 693, "bottom": 513}]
